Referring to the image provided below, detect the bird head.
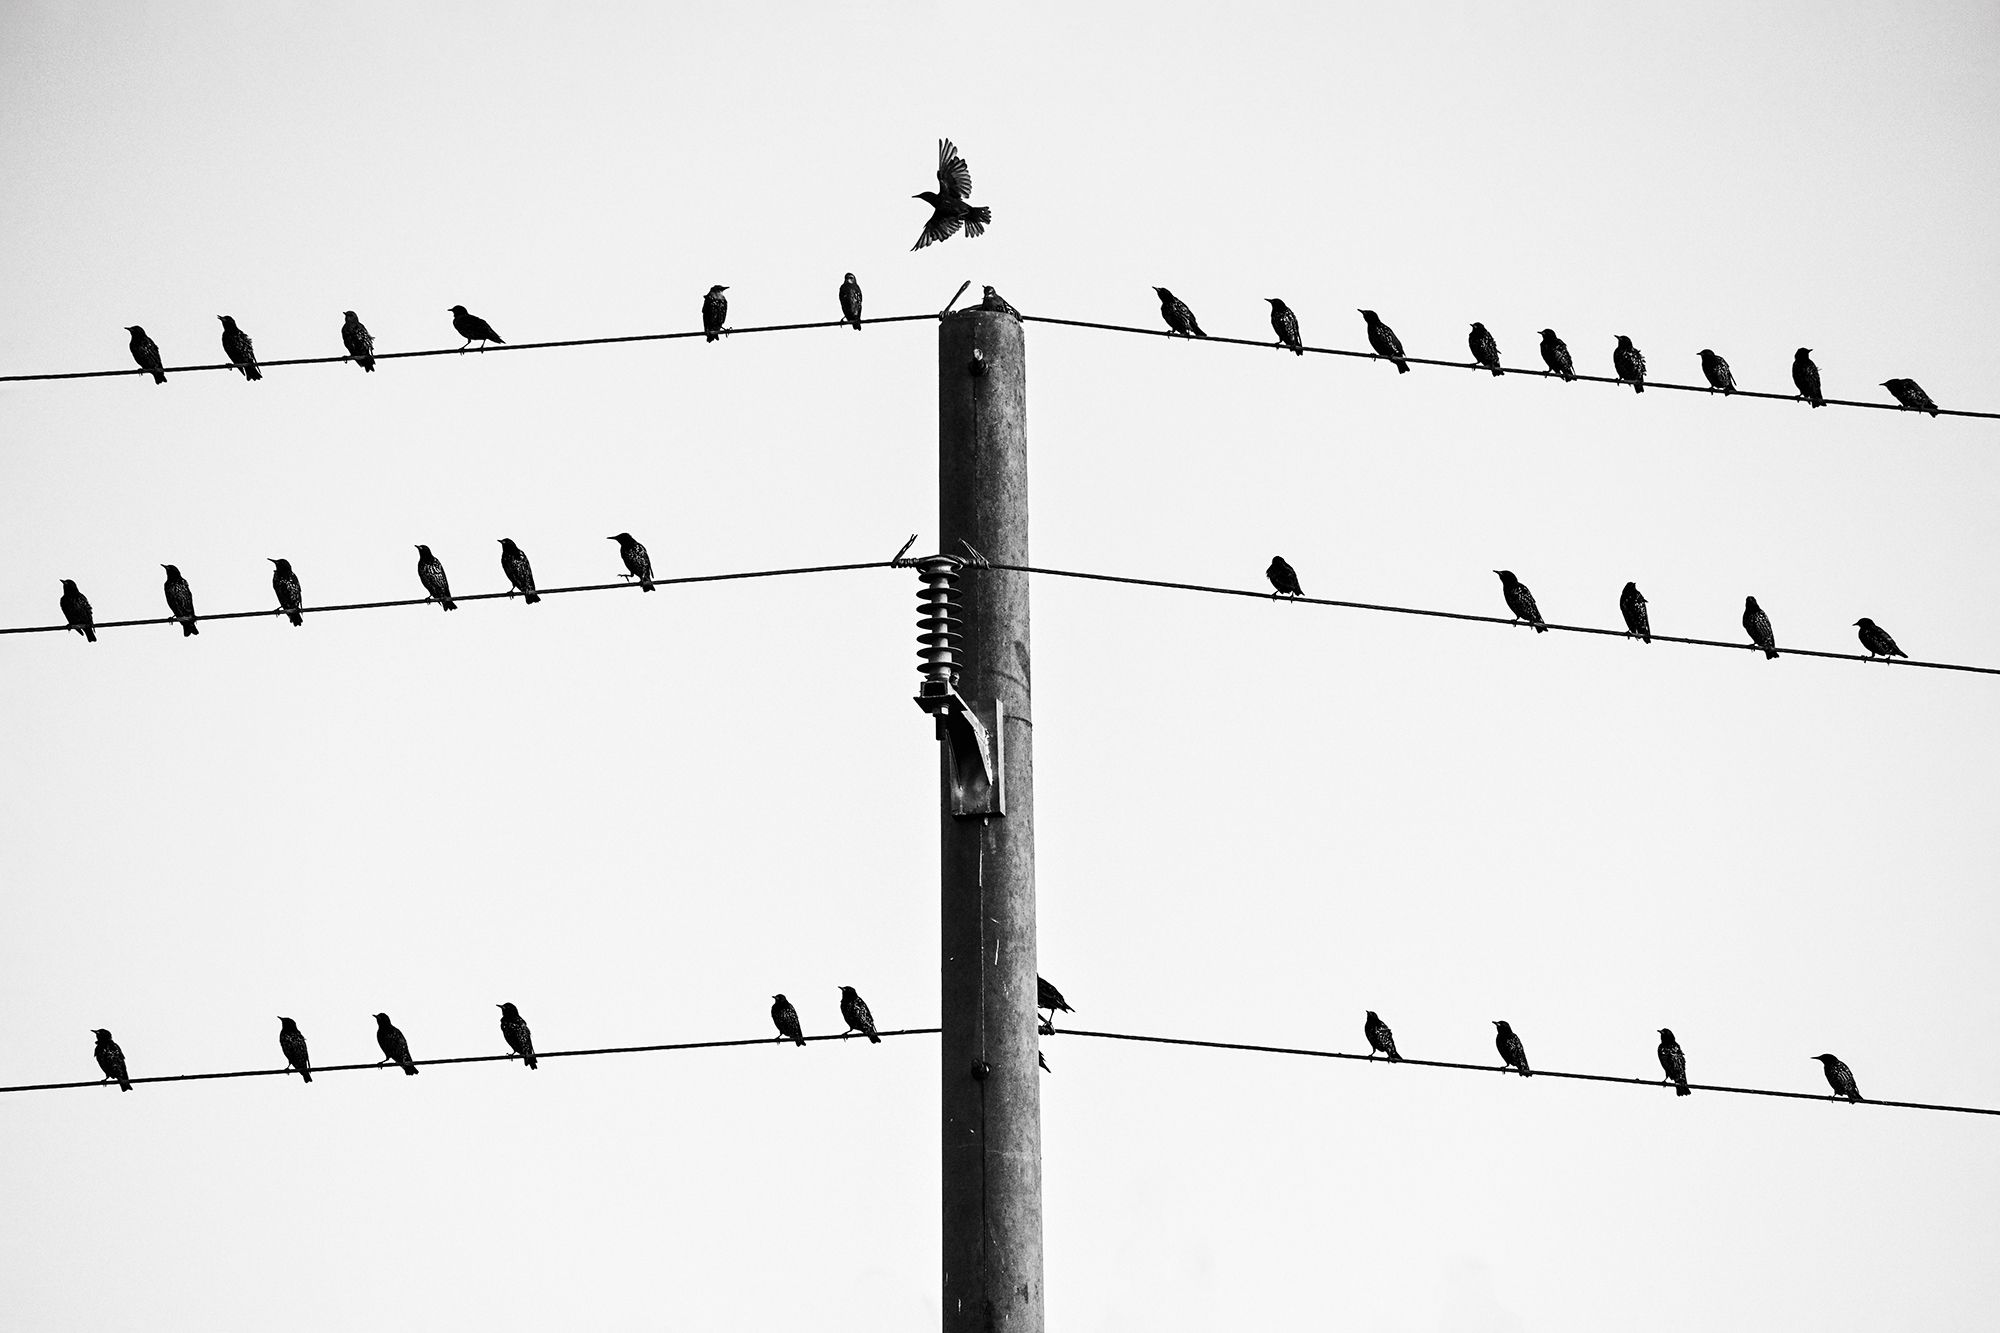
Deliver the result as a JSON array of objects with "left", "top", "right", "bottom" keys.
[
  {"left": 772, "top": 994, "right": 786, "bottom": 1003},
  {"left": 1854, "top": 618, "right": 1870, "bottom": 628},
  {"left": 610, "top": 532, "right": 634, "bottom": 544},
  {"left": 499, "top": 538, "right": 516, "bottom": 550},
  {"left": 60, "top": 578, "right": 76, "bottom": 590},
  {"left": 1538, "top": 329, "right": 1557, "bottom": 338},
  {"left": 1153, "top": 287, "right": 1171, "bottom": 299},
  {"left": 92, "top": 1028, "right": 112, "bottom": 1039},
  {"left": 914, "top": 191, "right": 941, "bottom": 205},
  {"left": 163, "top": 564, "right": 180, "bottom": 578},
  {"left": 1745, "top": 596, "right": 1760, "bottom": 610},
  {"left": 1796, "top": 348, "right": 1812, "bottom": 358},
  {"left": 1493, "top": 569, "right": 1515, "bottom": 583},
  {"left": 1267, "top": 298, "right": 1284, "bottom": 308},
  {"left": 498, "top": 1002, "right": 518, "bottom": 1017},
  {"left": 839, "top": 985, "right": 856, "bottom": 997},
  {"left": 415, "top": 544, "right": 430, "bottom": 555},
  {"left": 845, "top": 273, "right": 856, "bottom": 283},
  {"left": 449, "top": 305, "right": 469, "bottom": 316},
  {"left": 1658, "top": 1028, "right": 1674, "bottom": 1040},
  {"left": 1699, "top": 348, "right": 1715, "bottom": 358},
  {"left": 1615, "top": 335, "right": 1633, "bottom": 348},
  {"left": 126, "top": 325, "right": 142, "bottom": 334},
  {"left": 1812, "top": 1054, "right": 1836, "bottom": 1065},
  {"left": 1365, "top": 1010, "right": 1380, "bottom": 1021},
  {"left": 1357, "top": 309, "right": 1377, "bottom": 320},
  {"left": 1492, "top": 1020, "right": 1508, "bottom": 1030},
  {"left": 1470, "top": 321, "right": 1486, "bottom": 332},
  {"left": 217, "top": 315, "right": 230, "bottom": 325},
  {"left": 373, "top": 1013, "right": 391, "bottom": 1024},
  {"left": 708, "top": 285, "right": 729, "bottom": 294},
  {"left": 343, "top": 310, "right": 357, "bottom": 320}
]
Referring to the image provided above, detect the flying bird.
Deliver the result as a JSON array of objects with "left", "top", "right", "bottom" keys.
[
  {"left": 1538, "top": 328, "right": 1575, "bottom": 380},
  {"left": 838, "top": 273, "right": 863, "bottom": 329},
  {"left": 126, "top": 325, "right": 166, "bottom": 384},
  {"left": 1657, "top": 1028, "right": 1690, "bottom": 1096},
  {"left": 498, "top": 1002, "right": 537, "bottom": 1069},
  {"left": 278, "top": 1017, "right": 312, "bottom": 1083},
  {"left": 1742, "top": 596, "right": 1777, "bottom": 659},
  {"left": 1854, "top": 618, "right": 1905, "bottom": 661},
  {"left": 93, "top": 1029, "right": 131, "bottom": 1091},
  {"left": 340, "top": 311, "right": 375, "bottom": 371},
  {"left": 610, "top": 533, "right": 654, "bottom": 590},
  {"left": 499, "top": 539, "right": 540, "bottom": 604},
  {"left": 1619, "top": 581, "right": 1651, "bottom": 642},
  {"left": 1267, "top": 299, "right": 1303, "bottom": 355},
  {"left": 911, "top": 137, "right": 991, "bottom": 250},
  {"left": 1266, "top": 556, "right": 1303, "bottom": 598},
  {"left": 1364, "top": 1010, "right": 1402, "bottom": 1062},
  {"left": 270, "top": 558, "right": 304, "bottom": 627},
  {"left": 374, "top": 1012, "right": 418, "bottom": 1075},
  {"left": 59, "top": 579, "right": 96, "bottom": 643},
  {"left": 1792, "top": 348, "right": 1824, "bottom": 407},
  {"left": 838, "top": 985, "right": 880, "bottom": 1043},
  {"left": 1494, "top": 570, "right": 1546, "bottom": 632},
  {"left": 1699, "top": 349, "right": 1735, "bottom": 394},
  {"left": 980, "top": 285, "right": 1021, "bottom": 317},
  {"left": 1468, "top": 322, "right": 1503, "bottom": 376},
  {"left": 1359, "top": 310, "right": 1408, "bottom": 372},
  {"left": 1037, "top": 976, "right": 1074, "bottom": 1034},
  {"left": 771, "top": 994, "right": 806, "bottom": 1047},
  {"left": 1154, "top": 287, "right": 1206, "bottom": 338},
  {"left": 162, "top": 564, "right": 198, "bottom": 636},
  {"left": 702, "top": 285, "right": 729, "bottom": 342},
  {"left": 1813, "top": 1053, "right": 1861, "bottom": 1102},
  {"left": 1493, "top": 1020, "right": 1531, "bottom": 1076},
  {"left": 1612, "top": 335, "right": 1646, "bottom": 393},
  {"left": 219, "top": 315, "right": 262, "bottom": 381},
  {"left": 449, "top": 305, "right": 504, "bottom": 351},
  {"left": 1882, "top": 378, "right": 1939, "bottom": 416},
  {"left": 415, "top": 545, "right": 456, "bottom": 610}
]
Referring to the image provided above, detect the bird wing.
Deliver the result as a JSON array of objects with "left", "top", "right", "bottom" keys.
[
  {"left": 912, "top": 211, "right": 963, "bottom": 251},
  {"left": 936, "top": 138, "right": 973, "bottom": 200}
]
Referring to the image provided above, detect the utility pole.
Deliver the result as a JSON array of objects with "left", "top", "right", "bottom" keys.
[{"left": 922, "top": 306, "right": 1043, "bottom": 1333}]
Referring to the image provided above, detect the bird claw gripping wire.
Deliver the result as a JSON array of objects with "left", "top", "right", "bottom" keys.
[{"left": 912, "top": 556, "right": 1002, "bottom": 817}]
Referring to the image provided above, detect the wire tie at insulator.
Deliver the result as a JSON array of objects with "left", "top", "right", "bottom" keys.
[{"left": 958, "top": 541, "right": 989, "bottom": 568}]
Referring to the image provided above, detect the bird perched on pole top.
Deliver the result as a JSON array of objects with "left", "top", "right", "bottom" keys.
[
  {"left": 498, "top": 539, "right": 540, "bottom": 604},
  {"left": 1538, "top": 328, "right": 1575, "bottom": 380},
  {"left": 1882, "top": 378, "right": 1939, "bottom": 416},
  {"left": 1792, "top": 348, "right": 1824, "bottom": 407},
  {"left": 1265, "top": 556, "right": 1303, "bottom": 599},
  {"left": 1037, "top": 976, "right": 1074, "bottom": 1034},
  {"left": 269, "top": 559, "right": 304, "bottom": 627},
  {"left": 1267, "top": 299, "right": 1303, "bottom": 355},
  {"left": 93, "top": 1029, "right": 131, "bottom": 1091},
  {"left": 278, "top": 1017, "right": 312, "bottom": 1083},
  {"left": 1153, "top": 287, "right": 1206, "bottom": 338},
  {"left": 1493, "top": 1020, "right": 1531, "bottom": 1076},
  {"left": 218, "top": 315, "right": 261, "bottom": 381},
  {"left": 702, "top": 285, "right": 729, "bottom": 342},
  {"left": 126, "top": 325, "right": 166, "bottom": 384},
  {"left": 838, "top": 986, "right": 880, "bottom": 1043},
  {"left": 838, "top": 273, "right": 863, "bottom": 330},
  {"left": 1468, "top": 322, "right": 1503, "bottom": 376},
  {"left": 1657, "top": 1028, "right": 1690, "bottom": 1096},
  {"left": 415, "top": 545, "right": 456, "bottom": 610},
  {"left": 771, "top": 994, "right": 806, "bottom": 1047},
  {"left": 59, "top": 579, "right": 96, "bottom": 643},
  {"left": 1699, "top": 349, "right": 1735, "bottom": 394},
  {"left": 1742, "top": 596, "right": 1777, "bottom": 659},
  {"left": 1494, "top": 570, "right": 1546, "bottom": 632},
  {"left": 374, "top": 1012, "right": 419, "bottom": 1075},
  {"left": 911, "top": 138, "right": 991, "bottom": 250},
  {"left": 981, "top": 285, "right": 1021, "bottom": 318},
  {"left": 1364, "top": 1011, "right": 1402, "bottom": 1062},
  {"left": 449, "top": 305, "right": 504, "bottom": 351},
  {"left": 1619, "top": 581, "right": 1650, "bottom": 643},
  {"left": 610, "top": 533, "right": 654, "bottom": 591},
  {"left": 1814, "top": 1053, "right": 1862, "bottom": 1102},
  {"left": 498, "top": 1003, "right": 537, "bottom": 1070},
  {"left": 1612, "top": 335, "right": 1646, "bottom": 393},
  {"left": 1854, "top": 618, "right": 1905, "bottom": 661},
  {"left": 162, "top": 565, "right": 198, "bottom": 636},
  {"left": 1358, "top": 310, "right": 1408, "bottom": 373},
  {"left": 341, "top": 311, "right": 376, "bottom": 371}
]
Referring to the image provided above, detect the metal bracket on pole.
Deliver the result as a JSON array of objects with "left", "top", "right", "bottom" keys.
[{"left": 916, "top": 687, "right": 1004, "bottom": 818}]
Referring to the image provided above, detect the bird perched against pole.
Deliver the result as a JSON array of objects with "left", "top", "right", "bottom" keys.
[
  {"left": 838, "top": 273, "right": 863, "bottom": 330},
  {"left": 1854, "top": 618, "right": 1906, "bottom": 661},
  {"left": 1265, "top": 556, "right": 1303, "bottom": 599},
  {"left": 1468, "top": 322, "right": 1503, "bottom": 376},
  {"left": 1792, "top": 348, "right": 1824, "bottom": 407},
  {"left": 1267, "top": 299, "right": 1303, "bottom": 355},
  {"left": 911, "top": 137, "right": 991, "bottom": 250},
  {"left": 1153, "top": 287, "right": 1206, "bottom": 338},
  {"left": 59, "top": 579, "right": 96, "bottom": 643},
  {"left": 1493, "top": 1021, "right": 1531, "bottom": 1076},
  {"left": 92, "top": 1029, "right": 131, "bottom": 1091},
  {"left": 1037, "top": 976, "right": 1073, "bottom": 1034},
  {"left": 771, "top": 994, "right": 806, "bottom": 1047},
  {"left": 1882, "top": 378, "right": 1939, "bottom": 416},
  {"left": 162, "top": 565, "right": 198, "bottom": 636},
  {"left": 373, "top": 1013, "right": 418, "bottom": 1075},
  {"left": 838, "top": 985, "right": 880, "bottom": 1043},
  {"left": 1358, "top": 309, "right": 1408, "bottom": 372},
  {"left": 340, "top": 311, "right": 375, "bottom": 371},
  {"left": 218, "top": 315, "right": 262, "bottom": 381},
  {"left": 1657, "top": 1028, "right": 1690, "bottom": 1096},
  {"left": 1742, "top": 596, "right": 1777, "bottom": 659},
  {"left": 1538, "top": 328, "right": 1575, "bottom": 380},
  {"left": 1612, "top": 335, "right": 1646, "bottom": 393},
  {"left": 1364, "top": 1011, "right": 1402, "bottom": 1062},
  {"left": 498, "top": 539, "right": 540, "bottom": 604},
  {"left": 981, "top": 285, "right": 1021, "bottom": 318},
  {"left": 278, "top": 1017, "right": 312, "bottom": 1083},
  {"left": 702, "top": 285, "right": 729, "bottom": 342},
  {"left": 1619, "top": 581, "right": 1650, "bottom": 643},
  {"left": 415, "top": 545, "right": 456, "bottom": 610},
  {"left": 126, "top": 325, "right": 166, "bottom": 384},
  {"left": 1494, "top": 570, "right": 1546, "bottom": 632},
  {"left": 449, "top": 305, "right": 504, "bottom": 351},
  {"left": 269, "top": 559, "right": 304, "bottom": 627},
  {"left": 498, "top": 1003, "right": 537, "bottom": 1070},
  {"left": 1699, "top": 349, "right": 1735, "bottom": 394},
  {"left": 1814, "top": 1053, "right": 1862, "bottom": 1102},
  {"left": 610, "top": 533, "right": 654, "bottom": 591}
]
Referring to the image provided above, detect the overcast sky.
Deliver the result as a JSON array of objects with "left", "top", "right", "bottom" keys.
[{"left": 2, "top": 3, "right": 1997, "bottom": 1330}]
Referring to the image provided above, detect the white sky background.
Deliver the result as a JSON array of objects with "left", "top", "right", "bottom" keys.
[{"left": 1, "top": 2, "right": 1997, "bottom": 1328}]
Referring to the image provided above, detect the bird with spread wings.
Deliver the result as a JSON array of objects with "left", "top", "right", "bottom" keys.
[{"left": 911, "top": 138, "right": 992, "bottom": 250}]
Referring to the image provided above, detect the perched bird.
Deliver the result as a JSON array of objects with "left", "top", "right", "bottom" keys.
[
  {"left": 59, "top": 579, "right": 96, "bottom": 643},
  {"left": 1039, "top": 1052, "right": 1051, "bottom": 1073},
  {"left": 1267, "top": 298, "right": 1303, "bottom": 355},
  {"left": 1494, "top": 569, "right": 1546, "bottom": 632},
  {"left": 340, "top": 311, "right": 375, "bottom": 371},
  {"left": 838, "top": 985, "right": 880, "bottom": 1043},
  {"left": 610, "top": 532, "right": 654, "bottom": 590},
  {"left": 1792, "top": 348, "right": 1824, "bottom": 407},
  {"left": 1854, "top": 618, "right": 1906, "bottom": 661},
  {"left": 1699, "top": 349, "right": 1735, "bottom": 394},
  {"left": 270, "top": 558, "right": 304, "bottom": 627},
  {"left": 1266, "top": 556, "right": 1303, "bottom": 598},
  {"left": 278, "top": 1017, "right": 312, "bottom": 1083},
  {"left": 1364, "top": 1010, "right": 1402, "bottom": 1062},
  {"left": 162, "top": 564, "right": 198, "bottom": 636},
  {"left": 911, "top": 137, "right": 991, "bottom": 250},
  {"left": 415, "top": 545, "right": 456, "bottom": 610},
  {"left": 1742, "top": 595, "right": 1777, "bottom": 659},
  {"left": 1538, "top": 328, "right": 1575, "bottom": 380},
  {"left": 1612, "top": 335, "right": 1646, "bottom": 393},
  {"left": 1882, "top": 378, "right": 1939, "bottom": 416},
  {"left": 219, "top": 315, "right": 262, "bottom": 381},
  {"left": 374, "top": 1012, "right": 418, "bottom": 1075},
  {"left": 1619, "top": 581, "right": 1651, "bottom": 643},
  {"left": 1154, "top": 287, "right": 1206, "bottom": 338},
  {"left": 1814, "top": 1053, "right": 1862, "bottom": 1102},
  {"left": 449, "top": 305, "right": 504, "bottom": 351},
  {"left": 1493, "top": 1020, "right": 1531, "bottom": 1076},
  {"left": 838, "top": 273, "right": 864, "bottom": 329},
  {"left": 126, "top": 325, "right": 166, "bottom": 384},
  {"left": 771, "top": 994, "right": 806, "bottom": 1047},
  {"left": 498, "top": 538, "right": 540, "bottom": 604},
  {"left": 1037, "top": 976, "right": 1074, "bottom": 1034},
  {"left": 93, "top": 1029, "right": 131, "bottom": 1091},
  {"left": 498, "top": 1002, "right": 537, "bottom": 1070},
  {"left": 1359, "top": 309, "right": 1409, "bottom": 372},
  {"left": 702, "top": 285, "right": 729, "bottom": 342},
  {"left": 1656, "top": 1028, "right": 1690, "bottom": 1096},
  {"left": 1468, "top": 322, "right": 1503, "bottom": 376},
  {"left": 980, "top": 285, "right": 1021, "bottom": 318}
]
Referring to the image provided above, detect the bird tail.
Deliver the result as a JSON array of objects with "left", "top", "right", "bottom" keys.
[
  {"left": 83, "top": 625, "right": 97, "bottom": 643},
  {"left": 402, "top": 1060, "right": 419, "bottom": 1075},
  {"left": 1387, "top": 1049, "right": 1402, "bottom": 1063},
  {"left": 867, "top": 1031, "right": 881, "bottom": 1045},
  {"left": 524, "top": 1053, "right": 538, "bottom": 1070},
  {"left": 1291, "top": 344, "right": 1303, "bottom": 357},
  {"left": 1532, "top": 621, "right": 1547, "bottom": 634},
  {"left": 1763, "top": 646, "right": 1778, "bottom": 661},
  {"left": 285, "top": 609, "right": 303, "bottom": 627},
  {"left": 442, "top": 596, "right": 457, "bottom": 611},
  {"left": 150, "top": 369, "right": 167, "bottom": 385},
  {"left": 524, "top": 589, "right": 541, "bottom": 605},
  {"left": 640, "top": 577, "right": 655, "bottom": 592},
  {"left": 181, "top": 619, "right": 198, "bottom": 637},
  {"left": 1394, "top": 358, "right": 1409, "bottom": 373},
  {"left": 118, "top": 1075, "right": 131, "bottom": 1091},
  {"left": 1674, "top": 1079, "right": 1690, "bottom": 1096},
  {"left": 792, "top": 1034, "right": 806, "bottom": 1048},
  {"left": 705, "top": 330, "right": 720, "bottom": 343},
  {"left": 244, "top": 364, "right": 263, "bottom": 382},
  {"left": 300, "top": 1069, "right": 313, "bottom": 1084},
  {"left": 361, "top": 359, "right": 375, "bottom": 372},
  {"left": 1632, "top": 381, "right": 1643, "bottom": 394},
  {"left": 963, "top": 206, "right": 992, "bottom": 238}
]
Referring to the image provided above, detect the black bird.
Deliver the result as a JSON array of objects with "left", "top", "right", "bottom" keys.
[
  {"left": 1154, "top": 287, "right": 1206, "bottom": 338},
  {"left": 911, "top": 137, "right": 991, "bottom": 250},
  {"left": 1657, "top": 1028, "right": 1690, "bottom": 1096},
  {"left": 1814, "top": 1053, "right": 1862, "bottom": 1102},
  {"left": 1037, "top": 976, "right": 1074, "bottom": 1034},
  {"left": 1359, "top": 309, "right": 1408, "bottom": 372},
  {"left": 1742, "top": 595, "right": 1777, "bottom": 659},
  {"left": 1494, "top": 570, "right": 1546, "bottom": 632},
  {"left": 702, "top": 285, "right": 729, "bottom": 342},
  {"left": 1619, "top": 581, "right": 1650, "bottom": 643},
  {"left": 162, "top": 564, "right": 198, "bottom": 636},
  {"left": 1493, "top": 1020, "right": 1531, "bottom": 1076},
  {"left": 838, "top": 273, "right": 863, "bottom": 329},
  {"left": 126, "top": 325, "right": 166, "bottom": 384},
  {"left": 1364, "top": 1010, "right": 1402, "bottom": 1062},
  {"left": 278, "top": 1017, "right": 312, "bottom": 1083},
  {"left": 1854, "top": 618, "right": 1905, "bottom": 661},
  {"left": 1613, "top": 335, "right": 1646, "bottom": 393},
  {"left": 838, "top": 985, "right": 880, "bottom": 1043},
  {"left": 59, "top": 579, "right": 96, "bottom": 643},
  {"left": 498, "top": 539, "right": 539, "bottom": 604},
  {"left": 1267, "top": 299, "right": 1303, "bottom": 355},
  {"left": 1538, "top": 328, "right": 1575, "bottom": 380},
  {"left": 415, "top": 545, "right": 455, "bottom": 610},
  {"left": 498, "top": 1002, "right": 537, "bottom": 1070},
  {"left": 1792, "top": 348, "right": 1824, "bottom": 407},
  {"left": 93, "top": 1029, "right": 131, "bottom": 1091},
  {"left": 1882, "top": 378, "right": 1939, "bottom": 416},
  {"left": 219, "top": 315, "right": 262, "bottom": 381},
  {"left": 1266, "top": 556, "right": 1303, "bottom": 598},
  {"left": 449, "top": 305, "right": 504, "bottom": 351},
  {"left": 1468, "top": 322, "right": 1503, "bottom": 376},
  {"left": 374, "top": 1012, "right": 418, "bottom": 1075},
  {"left": 610, "top": 532, "right": 654, "bottom": 590},
  {"left": 771, "top": 994, "right": 806, "bottom": 1047},
  {"left": 981, "top": 285, "right": 1021, "bottom": 318},
  {"left": 270, "top": 558, "right": 304, "bottom": 627},
  {"left": 1039, "top": 1052, "right": 1051, "bottom": 1073},
  {"left": 341, "top": 311, "right": 375, "bottom": 371},
  {"left": 1699, "top": 349, "right": 1735, "bottom": 394}
]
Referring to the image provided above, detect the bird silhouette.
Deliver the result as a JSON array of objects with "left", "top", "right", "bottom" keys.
[
  {"left": 219, "top": 315, "right": 261, "bottom": 381},
  {"left": 340, "top": 311, "right": 375, "bottom": 371},
  {"left": 278, "top": 1017, "right": 312, "bottom": 1083},
  {"left": 1493, "top": 1020, "right": 1531, "bottom": 1076},
  {"left": 162, "top": 565, "right": 198, "bottom": 636},
  {"left": 1613, "top": 335, "right": 1646, "bottom": 393},
  {"left": 1266, "top": 556, "right": 1303, "bottom": 598},
  {"left": 415, "top": 545, "right": 456, "bottom": 610},
  {"left": 702, "top": 285, "right": 729, "bottom": 342},
  {"left": 126, "top": 326, "right": 166, "bottom": 384},
  {"left": 498, "top": 1002, "right": 537, "bottom": 1069},
  {"left": 771, "top": 994, "right": 806, "bottom": 1047},
  {"left": 374, "top": 1012, "right": 418, "bottom": 1075},
  {"left": 449, "top": 305, "right": 504, "bottom": 351},
  {"left": 499, "top": 539, "right": 540, "bottom": 604},
  {"left": 1359, "top": 310, "right": 1408, "bottom": 372},
  {"left": 911, "top": 138, "right": 991, "bottom": 250},
  {"left": 59, "top": 579, "right": 96, "bottom": 643},
  {"left": 1154, "top": 288, "right": 1206, "bottom": 338},
  {"left": 1037, "top": 976, "right": 1074, "bottom": 1035},
  {"left": 1468, "top": 322, "right": 1503, "bottom": 376},
  {"left": 1494, "top": 570, "right": 1546, "bottom": 631},
  {"left": 1699, "top": 349, "right": 1735, "bottom": 394},
  {"left": 1364, "top": 1010, "right": 1402, "bottom": 1062},
  {"left": 1538, "top": 328, "right": 1575, "bottom": 380},
  {"left": 1814, "top": 1053, "right": 1862, "bottom": 1102},
  {"left": 610, "top": 533, "right": 654, "bottom": 591},
  {"left": 1854, "top": 618, "right": 1905, "bottom": 661},
  {"left": 1039, "top": 1052, "right": 1052, "bottom": 1073},
  {"left": 270, "top": 558, "right": 304, "bottom": 627},
  {"left": 1657, "top": 1028, "right": 1690, "bottom": 1096},
  {"left": 1882, "top": 378, "right": 1939, "bottom": 416},
  {"left": 93, "top": 1029, "right": 131, "bottom": 1091},
  {"left": 1742, "top": 596, "right": 1777, "bottom": 659},
  {"left": 1792, "top": 349, "right": 1824, "bottom": 407},
  {"left": 839, "top": 986, "right": 880, "bottom": 1043},
  {"left": 980, "top": 285, "right": 1021, "bottom": 318},
  {"left": 1267, "top": 299, "right": 1303, "bottom": 355},
  {"left": 1619, "top": 581, "right": 1650, "bottom": 642}
]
